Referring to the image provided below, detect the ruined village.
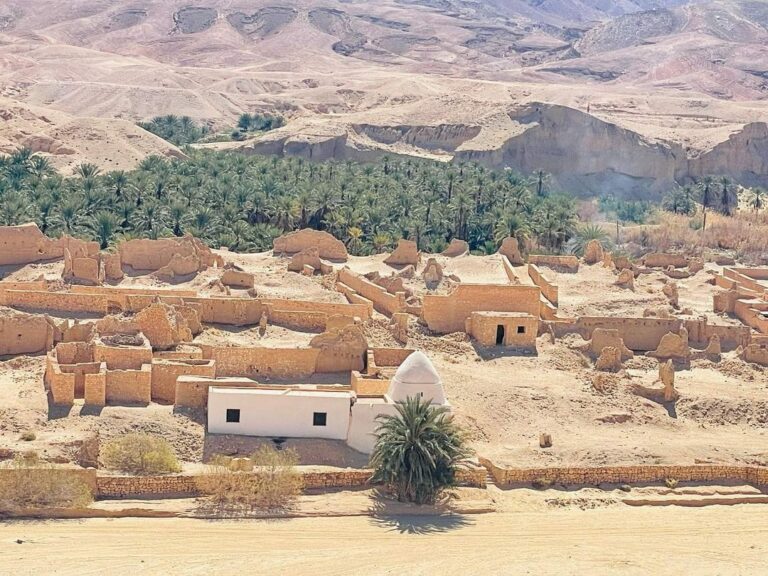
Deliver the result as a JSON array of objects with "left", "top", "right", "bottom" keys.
[{"left": 0, "top": 219, "right": 766, "bottom": 505}]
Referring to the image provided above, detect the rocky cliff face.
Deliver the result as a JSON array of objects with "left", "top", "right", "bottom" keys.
[
  {"left": 688, "top": 122, "right": 768, "bottom": 187},
  {"left": 454, "top": 104, "right": 685, "bottom": 197}
]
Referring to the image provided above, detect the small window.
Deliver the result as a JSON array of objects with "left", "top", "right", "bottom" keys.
[
  {"left": 313, "top": 412, "right": 327, "bottom": 427},
  {"left": 517, "top": 326, "right": 526, "bottom": 334},
  {"left": 226, "top": 408, "right": 240, "bottom": 423}
]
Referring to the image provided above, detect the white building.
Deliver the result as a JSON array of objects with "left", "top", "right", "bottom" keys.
[{"left": 206, "top": 351, "right": 450, "bottom": 454}]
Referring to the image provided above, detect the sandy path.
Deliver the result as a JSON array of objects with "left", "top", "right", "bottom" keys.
[{"left": 2, "top": 506, "right": 766, "bottom": 575}]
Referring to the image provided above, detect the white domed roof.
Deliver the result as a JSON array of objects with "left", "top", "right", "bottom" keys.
[{"left": 387, "top": 351, "right": 446, "bottom": 404}]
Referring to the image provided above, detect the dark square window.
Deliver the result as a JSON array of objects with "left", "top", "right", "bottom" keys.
[
  {"left": 313, "top": 412, "right": 327, "bottom": 427},
  {"left": 517, "top": 326, "right": 526, "bottom": 334},
  {"left": 226, "top": 408, "right": 240, "bottom": 423}
]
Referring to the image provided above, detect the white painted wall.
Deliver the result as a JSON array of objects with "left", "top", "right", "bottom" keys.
[
  {"left": 346, "top": 400, "right": 399, "bottom": 454},
  {"left": 208, "top": 388, "right": 352, "bottom": 440}
]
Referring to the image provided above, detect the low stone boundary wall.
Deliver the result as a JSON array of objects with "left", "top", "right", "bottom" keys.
[
  {"left": 480, "top": 458, "right": 768, "bottom": 488},
  {"left": 95, "top": 465, "right": 486, "bottom": 498}
]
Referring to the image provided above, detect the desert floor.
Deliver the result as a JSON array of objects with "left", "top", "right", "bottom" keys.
[{"left": 2, "top": 504, "right": 766, "bottom": 575}]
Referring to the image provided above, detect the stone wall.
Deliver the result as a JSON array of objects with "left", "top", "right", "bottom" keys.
[
  {"left": 105, "top": 366, "right": 152, "bottom": 404},
  {"left": 480, "top": 458, "right": 768, "bottom": 488},
  {"left": 422, "top": 284, "right": 541, "bottom": 334}
]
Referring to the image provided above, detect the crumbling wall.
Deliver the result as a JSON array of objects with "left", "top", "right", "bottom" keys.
[
  {"left": 0, "top": 223, "right": 64, "bottom": 265},
  {"left": 150, "top": 359, "right": 216, "bottom": 403},
  {"left": 528, "top": 254, "right": 579, "bottom": 272},
  {"left": 643, "top": 253, "right": 689, "bottom": 269},
  {"left": 574, "top": 317, "right": 682, "bottom": 351},
  {"left": 273, "top": 229, "right": 348, "bottom": 261},
  {"left": 466, "top": 312, "right": 538, "bottom": 348},
  {"left": 221, "top": 269, "right": 255, "bottom": 289},
  {"left": 337, "top": 268, "right": 406, "bottom": 316},
  {"left": 0, "top": 309, "right": 57, "bottom": 355},
  {"left": 422, "top": 284, "right": 541, "bottom": 334},
  {"left": 198, "top": 345, "right": 320, "bottom": 378},
  {"left": 310, "top": 324, "right": 368, "bottom": 373},
  {"left": 384, "top": 239, "right": 419, "bottom": 266},
  {"left": 93, "top": 337, "right": 153, "bottom": 370},
  {"left": 743, "top": 341, "right": 768, "bottom": 366},
  {"left": 528, "top": 264, "right": 558, "bottom": 305},
  {"left": 118, "top": 236, "right": 223, "bottom": 274}
]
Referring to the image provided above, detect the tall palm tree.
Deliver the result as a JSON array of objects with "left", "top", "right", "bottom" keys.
[
  {"left": 699, "top": 176, "right": 715, "bottom": 230},
  {"left": 370, "top": 396, "right": 470, "bottom": 505}
]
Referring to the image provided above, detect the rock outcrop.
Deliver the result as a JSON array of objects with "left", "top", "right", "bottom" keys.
[
  {"left": 595, "top": 346, "right": 623, "bottom": 372},
  {"left": 662, "top": 281, "right": 679, "bottom": 308},
  {"left": 615, "top": 268, "right": 635, "bottom": 289}
]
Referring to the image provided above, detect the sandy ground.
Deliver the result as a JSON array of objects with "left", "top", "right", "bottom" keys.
[{"left": 2, "top": 505, "right": 767, "bottom": 575}]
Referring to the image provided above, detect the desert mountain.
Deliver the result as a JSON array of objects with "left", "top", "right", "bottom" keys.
[{"left": 0, "top": 0, "right": 766, "bottom": 194}]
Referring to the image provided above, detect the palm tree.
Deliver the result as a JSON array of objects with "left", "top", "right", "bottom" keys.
[
  {"left": 699, "top": 176, "right": 715, "bottom": 231},
  {"left": 370, "top": 396, "right": 471, "bottom": 505},
  {"left": 89, "top": 211, "right": 121, "bottom": 249},
  {"left": 567, "top": 223, "right": 613, "bottom": 256},
  {"left": 749, "top": 187, "right": 765, "bottom": 213}
]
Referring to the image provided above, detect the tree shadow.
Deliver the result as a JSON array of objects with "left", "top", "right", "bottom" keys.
[
  {"left": 471, "top": 342, "right": 538, "bottom": 361},
  {"left": 366, "top": 491, "right": 474, "bottom": 534}
]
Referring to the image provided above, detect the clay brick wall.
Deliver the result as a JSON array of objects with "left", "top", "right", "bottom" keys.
[
  {"left": 150, "top": 359, "right": 216, "bottom": 403},
  {"left": 643, "top": 253, "right": 689, "bottom": 268},
  {"left": 422, "top": 284, "right": 542, "bottom": 334},
  {"left": 0, "top": 223, "right": 64, "bottom": 265},
  {"left": 480, "top": 458, "right": 768, "bottom": 488},
  {"left": 0, "top": 290, "right": 108, "bottom": 314},
  {"left": 337, "top": 269, "right": 405, "bottom": 316},
  {"left": 528, "top": 264, "right": 559, "bottom": 306},
  {"left": 0, "top": 311, "right": 55, "bottom": 355},
  {"left": 371, "top": 348, "right": 415, "bottom": 367},
  {"left": 734, "top": 300, "right": 768, "bottom": 334},
  {"left": 467, "top": 312, "right": 537, "bottom": 348},
  {"left": 744, "top": 342, "right": 768, "bottom": 366},
  {"left": 268, "top": 308, "right": 328, "bottom": 331},
  {"left": 336, "top": 286, "right": 375, "bottom": 317},
  {"left": 575, "top": 317, "right": 682, "bottom": 351},
  {"left": 528, "top": 254, "right": 579, "bottom": 272},
  {"left": 198, "top": 345, "right": 320, "bottom": 378},
  {"left": 105, "top": 366, "right": 152, "bottom": 404},
  {"left": 262, "top": 298, "right": 369, "bottom": 320},
  {"left": 93, "top": 340, "right": 153, "bottom": 370},
  {"left": 221, "top": 269, "right": 254, "bottom": 288},
  {"left": 351, "top": 372, "right": 390, "bottom": 397},
  {"left": 684, "top": 318, "right": 752, "bottom": 349}
]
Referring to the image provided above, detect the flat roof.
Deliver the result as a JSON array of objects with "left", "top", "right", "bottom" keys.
[
  {"left": 471, "top": 311, "right": 536, "bottom": 318},
  {"left": 209, "top": 387, "right": 353, "bottom": 399}
]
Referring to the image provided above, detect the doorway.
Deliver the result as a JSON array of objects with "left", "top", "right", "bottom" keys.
[{"left": 496, "top": 325, "right": 505, "bottom": 345}]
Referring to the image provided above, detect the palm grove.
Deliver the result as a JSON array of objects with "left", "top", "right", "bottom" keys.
[{"left": 0, "top": 148, "right": 579, "bottom": 254}]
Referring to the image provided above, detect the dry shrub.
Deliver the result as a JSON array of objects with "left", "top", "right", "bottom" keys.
[
  {"left": 101, "top": 433, "right": 181, "bottom": 475},
  {"left": 196, "top": 446, "right": 303, "bottom": 515},
  {"left": 0, "top": 453, "right": 93, "bottom": 513},
  {"left": 625, "top": 211, "right": 768, "bottom": 263}
]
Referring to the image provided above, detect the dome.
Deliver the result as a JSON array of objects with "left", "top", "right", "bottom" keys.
[{"left": 387, "top": 351, "right": 446, "bottom": 404}]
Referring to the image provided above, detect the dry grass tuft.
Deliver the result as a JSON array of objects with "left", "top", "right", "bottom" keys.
[
  {"left": 195, "top": 445, "right": 303, "bottom": 516},
  {"left": 624, "top": 211, "right": 768, "bottom": 263},
  {"left": 101, "top": 433, "right": 181, "bottom": 476},
  {"left": 0, "top": 453, "right": 93, "bottom": 513}
]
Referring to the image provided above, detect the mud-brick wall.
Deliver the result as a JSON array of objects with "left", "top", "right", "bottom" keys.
[
  {"left": 371, "top": 347, "right": 414, "bottom": 367},
  {"left": 528, "top": 255, "right": 579, "bottom": 272},
  {"left": 199, "top": 345, "right": 320, "bottom": 378},
  {"left": 0, "top": 312, "right": 55, "bottom": 355},
  {"left": 105, "top": 368, "right": 151, "bottom": 404},
  {"left": 0, "top": 290, "right": 108, "bottom": 314},
  {"left": 268, "top": 308, "right": 328, "bottom": 331},
  {"left": 151, "top": 359, "right": 216, "bottom": 403},
  {"left": 337, "top": 269, "right": 404, "bottom": 316},
  {"left": 262, "top": 298, "right": 371, "bottom": 321},
  {"left": 422, "top": 284, "right": 542, "bottom": 334},
  {"left": 575, "top": 317, "right": 681, "bottom": 351},
  {"left": 528, "top": 264, "right": 559, "bottom": 306}
]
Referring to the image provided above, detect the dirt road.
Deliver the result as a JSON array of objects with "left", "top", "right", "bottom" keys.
[{"left": 2, "top": 506, "right": 765, "bottom": 575}]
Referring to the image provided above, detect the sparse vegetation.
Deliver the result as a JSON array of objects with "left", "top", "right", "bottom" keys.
[
  {"left": 370, "top": 396, "right": 471, "bottom": 505},
  {"left": 195, "top": 446, "right": 303, "bottom": 514},
  {"left": 19, "top": 430, "right": 36, "bottom": 442},
  {"left": 101, "top": 433, "right": 181, "bottom": 475},
  {"left": 0, "top": 453, "right": 93, "bottom": 513},
  {"left": 138, "top": 115, "right": 209, "bottom": 146},
  {"left": 567, "top": 223, "right": 613, "bottom": 256},
  {"left": 236, "top": 112, "right": 285, "bottom": 133}
]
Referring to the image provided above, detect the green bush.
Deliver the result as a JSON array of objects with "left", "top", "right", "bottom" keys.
[{"left": 101, "top": 433, "right": 181, "bottom": 475}]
